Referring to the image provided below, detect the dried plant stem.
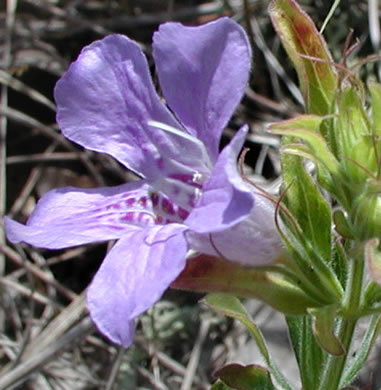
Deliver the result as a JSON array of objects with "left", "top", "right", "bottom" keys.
[
  {"left": 0, "top": 0, "right": 17, "bottom": 333},
  {"left": 8, "top": 142, "right": 58, "bottom": 217},
  {"left": 320, "top": 0, "right": 341, "bottom": 34},
  {"left": 180, "top": 318, "right": 211, "bottom": 390},
  {"left": 368, "top": 0, "right": 381, "bottom": 80},
  {"left": 0, "top": 244, "right": 77, "bottom": 301},
  {"left": 0, "top": 317, "right": 93, "bottom": 390}
]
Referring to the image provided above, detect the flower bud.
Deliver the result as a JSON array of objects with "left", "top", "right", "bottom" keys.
[{"left": 352, "top": 189, "right": 381, "bottom": 241}]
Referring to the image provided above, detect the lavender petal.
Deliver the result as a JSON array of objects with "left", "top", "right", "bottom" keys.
[
  {"left": 87, "top": 224, "right": 188, "bottom": 347},
  {"left": 188, "top": 195, "right": 284, "bottom": 266},
  {"left": 153, "top": 17, "right": 251, "bottom": 161},
  {"left": 5, "top": 181, "right": 159, "bottom": 249},
  {"left": 55, "top": 35, "right": 208, "bottom": 181},
  {"left": 185, "top": 126, "right": 253, "bottom": 233}
]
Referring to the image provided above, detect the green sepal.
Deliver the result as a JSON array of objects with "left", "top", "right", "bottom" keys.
[
  {"left": 333, "top": 210, "right": 355, "bottom": 239},
  {"left": 269, "top": 0, "right": 337, "bottom": 115},
  {"left": 278, "top": 132, "right": 347, "bottom": 306},
  {"left": 343, "top": 135, "right": 379, "bottom": 186},
  {"left": 352, "top": 193, "right": 381, "bottom": 240},
  {"left": 335, "top": 87, "right": 375, "bottom": 185},
  {"left": 213, "top": 364, "right": 275, "bottom": 390},
  {"left": 279, "top": 228, "right": 342, "bottom": 305},
  {"left": 172, "top": 255, "right": 323, "bottom": 315},
  {"left": 308, "top": 305, "right": 344, "bottom": 356},
  {"left": 369, "top": 82, "right": 381, "bottom": 136},
  {"left": 204, "top": 294, "right": 293, "bottom": 390},
  {"left": 277, "top": 133, "right": 346, "bottom": 303},
  {"left": 277, "top": 134, "right": 333, "bottom": 263},
  {"left": 336, "top": 87, "right": 369, "bottom": 137}
]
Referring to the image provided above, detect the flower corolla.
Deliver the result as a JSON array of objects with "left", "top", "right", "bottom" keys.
[{"left": 5, "top": 18, "right": 283, "bottom": 347}]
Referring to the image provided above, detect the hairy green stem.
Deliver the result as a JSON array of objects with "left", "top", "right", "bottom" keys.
[{"left": 317, "top": 256, "right": 364, "bottom": 390}]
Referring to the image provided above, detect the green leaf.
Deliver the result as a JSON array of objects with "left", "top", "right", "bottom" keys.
[
  {"left": 269, "top": 115, "right": 345, "bottom": 199},
  {"left": 269, "top": 0, "right": 337, "bottom": 115},
  {"left": 203, "top": 294, "right": 272, "bottom": 364},
  {"left": 204, "top": 294, "right": 293, "bottom": 390},
  {"left": 282, "top": 143, "right": 320, "bottom": 163},
  {"left": 269, "top": 116, "right": 340, "bottom": 176},
  {"left": 308, "top": 306, "right": 344, "bottom": 356},
  {"left": 270, "top": 114, "right": 323, "bottom": 132},
  {"left": 286, "top": 316, "right": 325, "bottom": 390},
  {"left": 210, "top": 379, "right": 234, "bottom": 390},
  {"left": 331, "top": 241, "right": 349, "bottom": 289},
  {"left": 277, "top": 137, "right": 345, "bottom": 303},
  {"left": 340, "top": 314, "right": 381, "bottom": 387},
  {"left": 214, "top": 364, "right": 275, "bottom": 390},
  {"left": 279, "top": 135, "right": 346, "bottom": 305},
  {"left": 281, "top": 144, "right": 336, "bottom": 194},
  {"left": 279, "top": 136, "right": 332, "bottom": 263}
]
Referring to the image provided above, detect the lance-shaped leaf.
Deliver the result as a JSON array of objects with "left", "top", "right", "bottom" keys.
[
  {"left": 269, "top": 0, "right": 337, "bottom": 115},
  {"left": 270, "top": 114, "right": 323, "bottom": 132},
  {"left": 276, "top": 135, "right": 346, "bottom": 303},
  {"left": 269, "top": 118, "right": 345, "bottom": 301},
  {"left": 286, "top": 316, "right": 325, "bottom": 389},
  {"left": 214, "top": 364, "right": 275, "bottom": 390},
  {"left": 308, "top": 305, "right": 344, "bottom": 356},
  {"left": 172, "top": 255, "right": 322, "bottom": 315},
  {"left": 340, "top": 314, "right": 381, "bottom": 388},
  {"left": 331, "top": 240, "right": 349, "bottom": 289},
  {"left": 269, "top": 117, "right": 334, "bottom": 262},
  {"left": 281, "top": 149, "right": 346, "bottom": 302}
]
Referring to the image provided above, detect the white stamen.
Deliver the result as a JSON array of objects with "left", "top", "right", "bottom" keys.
[
  {"left": 148, "top": 120, "right": 204, "bottom": 147},
  {"left": 186, "top": 249, "right": 199, "bottom": 259},
  {"left": 192, "top": 172, "right": 203, "bottom": 184},
  {"left": 194, "top": 188, "right": 202, "bottom": 200}
]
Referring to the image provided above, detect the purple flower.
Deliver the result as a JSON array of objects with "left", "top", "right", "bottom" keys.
[{"left": 4, "top": 18, "right": 283, "bottom": 347}]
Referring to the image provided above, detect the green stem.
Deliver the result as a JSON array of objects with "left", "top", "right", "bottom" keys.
[{"left": 317, "top": 257, "right": 364, "bottom": 390}]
